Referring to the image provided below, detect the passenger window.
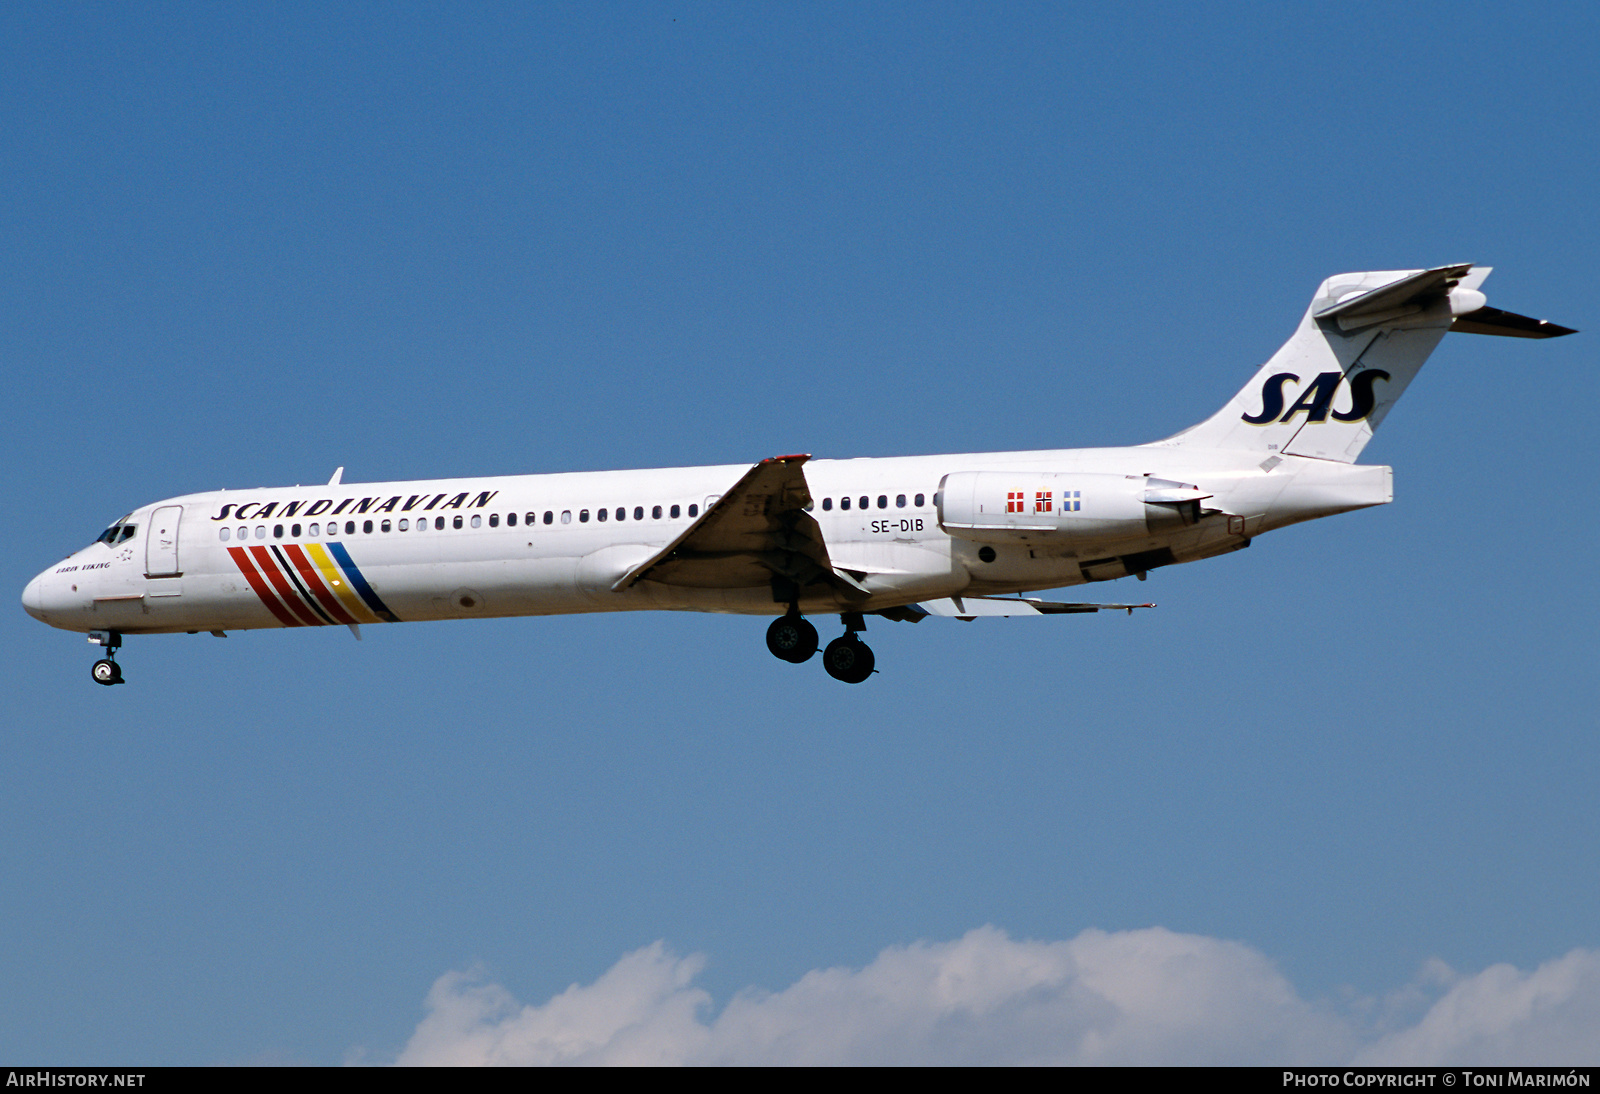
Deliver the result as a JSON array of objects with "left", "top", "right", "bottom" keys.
[
  {"left": 292, "top": 523, "right": 303, "bottom": 536},
  {"left": 471, "top": 514, "right": 482, "bottom": 528},
  {"left": 670, "top": 504, "right": 680, "bottom": 519},
  {"left": 272, "top": 524, "right": 282, "bottom": 538},
  {"left": 859, "top": 496, "right": 868, "bottom": 510},
  {"left": 688, "top": 504, "right": 699, "bottom": 517},
  {"left": 561, "top": 511, "right": 571, "bottom": 524},
  {"left": 915, "top": 493, "right": 925, "bottom": 507},
  {"left": 652, "top": 505, "right": 662, "bottom": 519},
  {"left": 345, "top": 521, "right": 356, "bottom": 535},
  {"left": 363, "top": 520, "right": 373, "bottom": 534},
  {"left": 840, "top": 497, "right": 851, "bottom": 511},
  {"left": 633, "top": 507, "right": 643, "bottom": 521},
  {"left": 381, "top": 520, "right": 391, "bottom": 533},
  {"left": 597, "top": 508, "right": 607, "bottom": 522},
  {"left": 823, "top": 498, "right": 833, "bottom": 511},
  {"left": 507, "top": 513, "right": 516, "bottom": 526},
  {"left": 579, "top": 509, "right": 590, "bottom": 523},
  {"left": 616, "top": 507, "right": 625, "bottom": 521},
  {"left": 398, "top": 519, "right": 408, "bottom": 531},
  {"left": 547, "top": 511, "right": 557, "bottom": 525},
  {"left": 453, "top": 515, "right": 463, "bottom": 529},
  {"left": 219, "top": 527, "right": 230, "bottom": 541},
  {"left": 258, "top": 525, "right": 268, "bottom": 539},
  {"left": 489, "top": 513, "right": 499, "bottom": 527},
  {"left": 237, "top": 526, "right": 248, "bottom": 540},
  {"left": 895, "top": 495, "right": 906, "bottom": 509},
  {"left": 435, "top": 516, "right": 445, "bottom": 530}
]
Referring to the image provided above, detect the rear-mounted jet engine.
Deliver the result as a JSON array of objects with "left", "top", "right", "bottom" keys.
[{"left": 936, "top": 471, "right": 1213, "bottom": 546}]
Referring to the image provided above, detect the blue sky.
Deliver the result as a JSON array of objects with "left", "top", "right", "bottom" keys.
[{"left": 3, "top": 2, "right": 1597, "bottom": 1064}]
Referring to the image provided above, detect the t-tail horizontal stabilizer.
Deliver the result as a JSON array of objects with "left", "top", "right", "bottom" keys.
[
  {"left": 1154, "top": 264, "right": 1575, "bottom": 462},
  {"left": 1450, "top": 306, "right": 1577, "bottom": 339}
]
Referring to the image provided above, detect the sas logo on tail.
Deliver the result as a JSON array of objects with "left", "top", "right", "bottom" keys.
[{"left": 1241, "top": 369, "right": 1390, "bottom": 425}]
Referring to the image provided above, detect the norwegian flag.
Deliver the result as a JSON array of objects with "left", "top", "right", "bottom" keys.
[{"left": 1034, "top": 491, "right": 1052, "bottom": 514}]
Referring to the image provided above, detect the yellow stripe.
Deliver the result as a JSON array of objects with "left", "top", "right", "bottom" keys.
[{"left": 305, "top": 542, "right": 381, "bottom": 623}]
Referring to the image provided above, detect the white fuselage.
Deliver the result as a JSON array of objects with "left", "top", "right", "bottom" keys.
[{"left": 22, "top": 445, "right": 1390, "bottom": 637}]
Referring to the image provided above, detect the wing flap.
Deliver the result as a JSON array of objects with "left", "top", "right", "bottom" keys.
[{"left": 917, "top": 596, "right": 1155, "bottom": 620}]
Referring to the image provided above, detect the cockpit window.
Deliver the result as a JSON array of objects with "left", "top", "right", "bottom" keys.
[{"left": 96, "top": 518, "right": 137, "bottom": 545}]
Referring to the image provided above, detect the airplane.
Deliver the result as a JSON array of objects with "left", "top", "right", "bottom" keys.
[{"left": 22, "top": 264, "right": 1574, "bottom": 686}]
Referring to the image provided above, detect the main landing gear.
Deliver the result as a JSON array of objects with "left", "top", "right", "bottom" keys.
[
  {"left": 88, "top": 630, "right": 125, "bottom": 686},
  {"left": 766, "top": 612, "right": 875, "bottom": 684},
  {"left": 765, "top": 612, "right": 819, "bottom": 663}
]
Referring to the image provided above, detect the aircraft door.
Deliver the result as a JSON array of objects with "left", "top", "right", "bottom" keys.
[{"left": 145, "top": 505, "right": 183, "bottom": 577}]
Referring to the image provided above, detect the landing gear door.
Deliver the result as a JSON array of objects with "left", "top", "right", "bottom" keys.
[{"left": 146, "top": 505, "right": 183, "bottom": 577}]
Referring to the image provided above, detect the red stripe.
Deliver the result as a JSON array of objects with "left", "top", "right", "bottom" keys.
[
  {"left": 281, "top": 543, "right": 360, "bottom": 625},
  {"left": 247, "top": 546, "right": 325, "bottom": 626},
  {"left": 227, "top": 547, "right": 304, "bottom": 628}
]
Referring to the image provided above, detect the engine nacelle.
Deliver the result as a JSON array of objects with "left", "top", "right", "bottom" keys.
[{"left": 937, "top": 471, "right": 1208, "bottom": 546}]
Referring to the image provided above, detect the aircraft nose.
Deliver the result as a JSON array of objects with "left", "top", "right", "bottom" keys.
[{"left": 22, "top": 571, "right": 49, "bottom": 622}]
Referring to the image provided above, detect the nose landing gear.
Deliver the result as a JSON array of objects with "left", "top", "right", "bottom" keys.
[{"left": 88, "top": 631, "right": 125, "bottom": 686}]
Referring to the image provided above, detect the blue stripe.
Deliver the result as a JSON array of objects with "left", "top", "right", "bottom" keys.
[{"left": 327, "top": 541, "right": 401, "bottom": 623}]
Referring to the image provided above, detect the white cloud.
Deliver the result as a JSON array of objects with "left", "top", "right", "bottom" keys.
[
  {"left": 391, "top": 927, "right": 1600, "bottom": 1066},
  {"left": 1356, "top": 949, "right": 1600, "bottom": 1066},
  {"left": 397, "top": 943, "right": 711, "bottom": 1065}
]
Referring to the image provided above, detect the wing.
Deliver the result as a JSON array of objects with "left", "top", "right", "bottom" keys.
[
  {"left": 912, "top": 595, "right": 1156, "bottom": 620},
  {"left": 613, "top": 455, "right": 868, "bottom": 598}
]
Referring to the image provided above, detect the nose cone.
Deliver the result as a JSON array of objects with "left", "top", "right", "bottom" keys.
[{"left": 22, "top": 571, "right": 49, "bottom": 622}]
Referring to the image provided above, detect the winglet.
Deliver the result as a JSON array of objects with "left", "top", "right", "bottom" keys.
[{"left": 329, "top": 466, "right": 344, "bottom": 486}]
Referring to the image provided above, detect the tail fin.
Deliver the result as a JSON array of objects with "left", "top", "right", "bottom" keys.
[{"left": 1151, "top": 265, "right": 1574, "bottom": 462}]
